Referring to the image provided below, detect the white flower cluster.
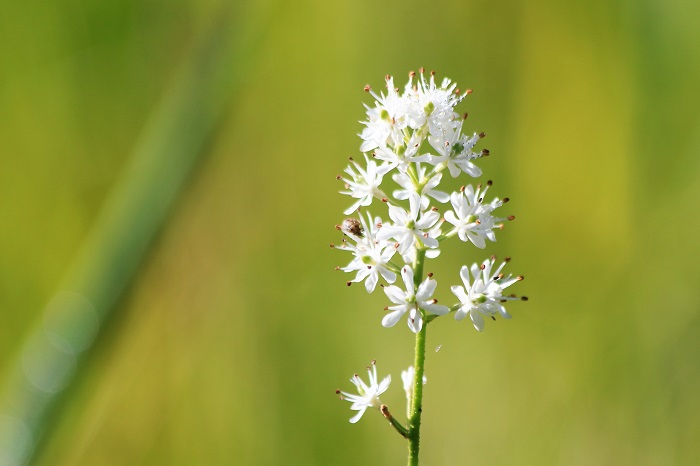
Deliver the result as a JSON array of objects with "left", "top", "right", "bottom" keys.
[{"left": 332, "top": 69, "right": 526, "bottom": 334}]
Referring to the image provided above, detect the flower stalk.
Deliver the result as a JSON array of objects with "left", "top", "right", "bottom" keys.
[{"left": 333, "top": 69, "right": 527, "bottom": 465}]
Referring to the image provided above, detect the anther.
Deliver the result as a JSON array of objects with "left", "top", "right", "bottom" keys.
[
  {"left": 503, "top": 197, "right": 510, "bottom": 203},
  {"left": 504, "top": 257, "right": 511, "bottom": 262},
  {"left": 491, "top": 316, "right": 496, "bottom": 321},
  {"left": 385, "top": 74, "right": 391, "bottom": 82},
  {"left": 431, "top": 206, "right": 438, "bottom": 211},
  {"left": 521, "top": 296, "right": 529, "bottom": 301},
  {"left": 419, "top": 67, "right": 425, "bottom": 73},
  {"left": 487, "top": 180, "right": 493, "bottom": 186},
  {"left": 508, "top": 215, "right": 516, "bottom": 221},
  {"left": 480, "top": 264, "right": 486, "bottom": 270},
  {"left": 335, "top": 225, "right": 341, "bottom": 230},
  {"left": 409, "top": 71, "right": 415, "bottom": 78},
  {"left": 348, "top": 156, "right": 354, "bottom": 161},
  {"left": 394, "top": 242, "right": 400, "bottom": 248},
  {"left": 497, "top": 273, "right": 504, "bottom": 279},
  {"left": 479, "top": 132, "right": 486, "bottom": 139},
  {"left": 516, "top": 276, "right": 524, "bottom": 281},
  {"left": 481, "top": 149, "right": 490, "bottom": 156},
  {"left": 334, "top": 266, "right": 340, "bottom": 271},
  {"left": 490, "top": 255, "right": 497, "bottom": 261},
  {"left": 381, "top": 197, "right": 389, "bottom": 202},
  {"left": 335, "top": 389, "right": 341, "bottom": 395},
  {"left": 330, "top": 244, "right": 335, "bottom": 248},
  {"left": 455, "top": 88, "right": 460, "bottom": 95},
  {"left": 346, "top": 281, "right": 352, "bottom": 286},
  {"left": 460, "top": 185, "right": 465, "bottom": 192},
  {"left": 427, "top": 272, "right": 433, "bottom": 277},
  {"left": 336, "top": 174, "right": 342, "bottom": 180},
  {"left": 465, "top": 89, "right": 473, "bottom": 95},
  {"left": 363, "top": 84, "right": 371, "bottom": 92},
  {"left": 463, "top": 112, "right": 469, "bottom": 120},
  {"left": 430, "top": 70, "right": 435, "bottom": 76}
]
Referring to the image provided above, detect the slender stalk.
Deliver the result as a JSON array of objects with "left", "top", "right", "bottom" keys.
[{"left": 407, "top": 248, "right": 428, "bottom": 466}]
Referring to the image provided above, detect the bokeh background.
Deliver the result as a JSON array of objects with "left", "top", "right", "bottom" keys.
[{"left": 2, "top": 0, "right": 700, "bottom": 464}]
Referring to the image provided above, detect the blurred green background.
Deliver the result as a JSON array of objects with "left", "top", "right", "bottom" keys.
[{"left": 2, "top": 0, "right": 700, "bottom": 464}]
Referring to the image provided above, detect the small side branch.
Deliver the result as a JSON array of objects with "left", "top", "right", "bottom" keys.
[{"left": 381, "top": 405, "right": 409, "bottom": 438}]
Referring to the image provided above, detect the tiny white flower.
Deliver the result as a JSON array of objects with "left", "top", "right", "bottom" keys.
[
  {"left": 451, "top": 258, "right": 524, "bottom": 332},
  {"left": 443, "top": 182, "right": 506, "bottom": 248},
  {"left": 359, "top": 76, "right": 417, "bottom": 152},
  {"left": 338, "top": 361, "right": 391, "bottom": 424},
  {"left": 376, "top": 194, "right": 440, "bottom": 255},
  {"left": 401, "top": 365, "right": 427, "bottom": 411},
  {"left": 426, "top": 124, "right": 483, "bottom": 178},
  {"left": 382, "top": 266, "right": 449, "bottom": 333},
  {"left": 340, "top": 155, "right": 388, "bottom": 215},
  {"left": 336, "top": 214, "right": 397, "bottom": 293},
  {"left": 410, "top": 71, "right": 464, "bottom": 134},
  {"left": 392, "top": 163, "right": 450, "bottom": 210}
]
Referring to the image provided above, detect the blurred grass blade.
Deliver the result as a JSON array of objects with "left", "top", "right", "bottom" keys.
[{"left": 0, "top": 12, "right": 237, "bottom": 466}]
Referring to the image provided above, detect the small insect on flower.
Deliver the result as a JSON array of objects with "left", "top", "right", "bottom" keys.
[{"left": 341, "top": 218, "right": 364, "bottom": 237}]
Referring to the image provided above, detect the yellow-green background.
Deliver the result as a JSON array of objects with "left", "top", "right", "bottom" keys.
[{"left": 2, "top": 0, "right": 700, "bottom": 464}]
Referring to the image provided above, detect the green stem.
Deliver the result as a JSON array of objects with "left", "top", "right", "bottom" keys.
[{"left": 407, "top": 248, "right": 428, "bottom": 466}]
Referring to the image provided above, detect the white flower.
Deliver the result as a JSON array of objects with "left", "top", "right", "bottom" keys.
[
  {"left": 359, "top": 76, "right": 420, "bottom": 152},
  {"left": 339, "top": 361, "right": 391, "bottom": 424},
  {"left": 392, "top": 163, "right": 449, "bottom": 210},
  {"left": 340, "top": 155, "right": 388, "bottom": 215},
  {"left": 401, "top": 365, "right": 427, "bottom": 411},
  {"left": 376, "top": 194, "right": 440, "bottom": 255},
  {"left": 338, "top": 214, "right": 398, "bottom": 293},
  {"left": 382, "top": 266, "right": 449, "bottom": 333},
  {"left": 451, "top": 258, "right": 524, "bottom": 332},
  {"left": 425, "top": 123, "right": 483, "bottom": 178},
  {"left": 443, "top": 182, "right": 506, "bottom": 248},
  {"left": 408, "top": 70, "right": 464, "bottom": 134}
]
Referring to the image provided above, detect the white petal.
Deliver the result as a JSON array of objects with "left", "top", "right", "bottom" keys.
[
  {"left": 384, "top": 285, "right": 406, "bottom": 304},
  {"left": 364, "top": 272, "right": 378, "bottom": 293},
  {"left": 471, "top": 311, "right": 485, "bottom": 332},
  {"left": 378, "top": 267, "right": 396, "bottom": 284},
  {"left": 401, "top": 266, "right": 414, "bottom": 291},
  {"left": 349, "top": 408, "right": 367, "bottom": 424},
  {"left": 382, "top": 309, "right": 404, "bottom": 328},
  {"left": 407, "top": 308, "right": 423, "bottom": 333}
]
